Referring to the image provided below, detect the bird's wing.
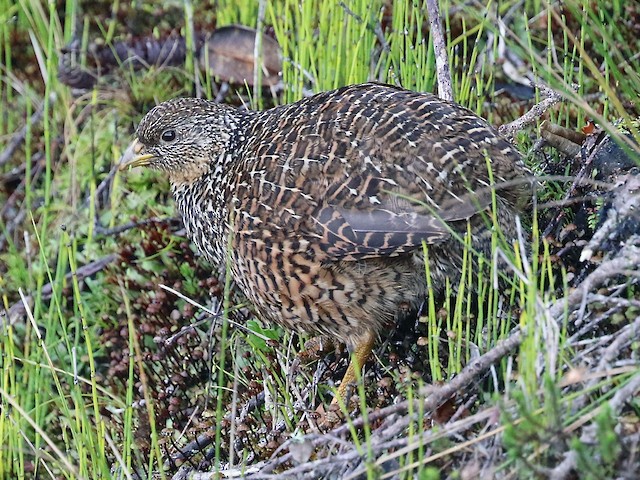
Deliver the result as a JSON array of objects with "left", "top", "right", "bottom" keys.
[{"left": 310, "top": 176, "right": 493, "bottom": 261}]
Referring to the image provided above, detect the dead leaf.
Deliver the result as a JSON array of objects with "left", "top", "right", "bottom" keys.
[{"left": 200, "top": 25, "right": 282, "bottom": 86}]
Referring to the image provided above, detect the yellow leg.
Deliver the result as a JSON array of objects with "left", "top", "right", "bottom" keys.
[{"left": 332, "top": 331, "right": 376, "bottom": 405}]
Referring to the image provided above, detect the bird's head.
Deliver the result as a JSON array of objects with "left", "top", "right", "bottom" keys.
[{"left": 120, "top": 98, "right": 236, "bottom": 186}]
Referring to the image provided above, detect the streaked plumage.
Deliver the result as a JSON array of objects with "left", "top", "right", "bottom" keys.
[{"left": 122, "top": 83, "right": 530, "bottom": 399}]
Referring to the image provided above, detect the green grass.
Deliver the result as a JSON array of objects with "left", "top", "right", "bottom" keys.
[{"left": 1, "top": 0, "right": 639, "bottom": 478}]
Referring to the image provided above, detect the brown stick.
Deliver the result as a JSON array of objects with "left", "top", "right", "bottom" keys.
[
  {"left": 4, "top": 254, "right": 117, "bottom": 326},
  {"left": 425, "top": 0, "right": 453, "bottom": 101},
  {"left": 499, "top": 84, "right": 564, "bottom": 139},
  {"left": 0, "top": 98, "right": 47, "bottom": 168}
]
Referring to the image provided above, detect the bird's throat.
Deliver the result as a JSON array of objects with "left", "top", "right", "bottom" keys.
[{"left": 167, "top": 158, "right": 214, "bottom": 187}]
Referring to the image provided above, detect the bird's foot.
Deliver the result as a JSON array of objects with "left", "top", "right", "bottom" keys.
[
  {"left": 298, "top": 336, "right": 342, "bottom": 362},
  {"left": 314, "top": 401, "right": 345, "bottom": 430}
]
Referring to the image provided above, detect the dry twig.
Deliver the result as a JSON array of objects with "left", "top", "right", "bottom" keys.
[
  {"left": 0, "top": 96, "right": 49, "bottom": 168},
  {"left": 425, "top": 0, "right": 453, "bottom": 101},
  {"left": 4, "top": 254, "right": 117, "bottom": 325},
  {"left": 499, "top": 84, "right": 565, "bottom": 139}
]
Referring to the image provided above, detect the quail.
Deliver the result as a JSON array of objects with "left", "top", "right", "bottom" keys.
[{"left": 121, "top": 83, "right": 531, "bottom": 402}]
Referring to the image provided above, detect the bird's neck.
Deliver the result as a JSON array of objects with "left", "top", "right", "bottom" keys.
[
  {"left": 171, "top": 107, "right": 256, "bottom": 266},
  {"left": 171, "top": 165, "right": 230, "bottom": 266}
]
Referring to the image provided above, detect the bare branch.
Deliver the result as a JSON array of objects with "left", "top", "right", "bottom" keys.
[{"left": 425, "top": 0, "right": 453, "bottom": 101}]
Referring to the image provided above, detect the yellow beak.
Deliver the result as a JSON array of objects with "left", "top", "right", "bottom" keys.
[{"left": 119, "top": 138, "right": 155, "bottom": 170}]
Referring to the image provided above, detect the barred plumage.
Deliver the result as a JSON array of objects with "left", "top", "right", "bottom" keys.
[{"left": 122, "top": 83, "right": 531, "bottom": 401}]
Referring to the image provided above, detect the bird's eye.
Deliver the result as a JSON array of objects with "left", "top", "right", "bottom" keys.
[{"left": 161, "top": 129, "right": 177, "bottom": 142}]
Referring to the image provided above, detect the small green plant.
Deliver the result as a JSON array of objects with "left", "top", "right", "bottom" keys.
[
  {"left": 504, "top": 372, "right": 586, "bottom": 473},
  {"left": 571, "top": 404, "right": 623, "bottom": 480}
]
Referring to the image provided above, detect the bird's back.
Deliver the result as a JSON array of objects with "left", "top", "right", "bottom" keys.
[{"left": 230, "top": 83, "right": 529, "bottom": 262}]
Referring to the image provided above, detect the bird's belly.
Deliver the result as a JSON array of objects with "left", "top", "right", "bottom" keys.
[{"left": 231, "top": 246, "right": 428, "bottom": 347}]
